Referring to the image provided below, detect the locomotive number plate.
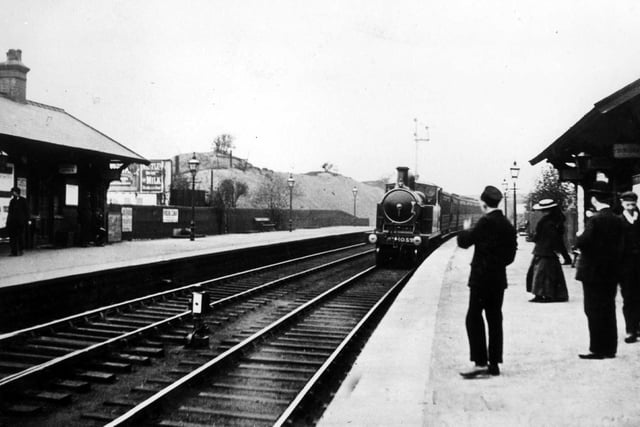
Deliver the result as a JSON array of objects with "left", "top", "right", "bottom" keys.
[{"left": 386, "top": 235, "right": 412, "bottom": 243}]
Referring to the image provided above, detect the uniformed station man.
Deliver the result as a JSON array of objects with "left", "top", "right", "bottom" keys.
[
  {"left": 457, "top": 185, "right": 517, "bottom": 378},
  {"left": 618, "top": 191, "right": 640, "bottom": 343}
]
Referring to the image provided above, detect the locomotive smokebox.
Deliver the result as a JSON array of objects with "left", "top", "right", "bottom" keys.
[{"left": 396, "top": 166, "right": 409, "bottom": 188}]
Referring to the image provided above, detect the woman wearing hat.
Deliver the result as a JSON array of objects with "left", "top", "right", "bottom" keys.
[{"left": 525, "top": 199, "right": 569, "bottom": 302}]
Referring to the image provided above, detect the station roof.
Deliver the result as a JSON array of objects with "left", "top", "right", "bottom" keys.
[
  {"left": 0, "top": 95, "right": 148, "bottom": 164},
  {"left": 529, "top": 77, "right": 640, "bottom": 166}
]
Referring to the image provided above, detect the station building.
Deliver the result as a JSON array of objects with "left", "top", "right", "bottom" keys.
[
  {"left": 0, "top": 49, "right": 148, "bottom": 248},
  {"left": 530, "top": 77, "right": 640, "bottom": 228}
]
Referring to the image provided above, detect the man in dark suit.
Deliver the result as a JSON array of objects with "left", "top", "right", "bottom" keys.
[
  {"left": 575, "top": 181, "right": 625, "bottom": 359},
  {"left": 6, "top": 186, "right": 29, "bottom": 256},
  {"left": 457, "top": 185, "right": 518, "bottom": 378},
  {"left": 617, "top": 191, "right": 640, "bottom": 343}
]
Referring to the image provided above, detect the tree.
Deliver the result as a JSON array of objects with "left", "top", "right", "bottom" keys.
[
  {"left": 252, "top": 174, "right": 290, "bottom": 211},
  {"left": 218, "top": 179, "right": 248, "bottom": 208},
  {"left": 321, "top": 162, "right": 334, "bottom": 173},
  {"left": 171, "top": 174, "right": 190, "bottom": 190},
  {"left": 212, "top": 134, "right": 235, "bottom": 155},
  {"left": 526, "top": 164, "right": 576, "bottom": 210}
]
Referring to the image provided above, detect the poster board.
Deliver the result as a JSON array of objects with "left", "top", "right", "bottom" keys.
[
  {"left": 162, "top": 208, "right": 179, "bottom": 223},
  {"left": 121, "top": 207, "right": 133, "bottom": 232},
  {"left": 108, "top": 212, "right": 122, "bottom": 242}
]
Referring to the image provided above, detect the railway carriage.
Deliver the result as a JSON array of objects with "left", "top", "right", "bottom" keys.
[{"left": 368, "top": 166, "right": 482, "bottom": 266}]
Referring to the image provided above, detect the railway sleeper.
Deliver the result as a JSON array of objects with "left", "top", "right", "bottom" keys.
[
  {"left": 260, "top": 347, "right": 332, "bottom": 358},
  {"left": 0, "top": 351, "right": 52, "bottom": 363},
  {"left": 266, "top": 341, "right": 335, "bottom": 352},
  {"left": 237, "top": 363, "right": 316, "bottom": 375},
  {"left": 2, "top": 403, "right": 43, "bottom": 415},
  {"left": 125, "top": 346, "right": 164, "bottom": 357},
  {"left": 245, "top": 355, "right": 325, "bottom": 366},
  {"left": 177, "top": 405, "right": 276, "bottom": 423},
  {"left": 74, "top": 370, "right": 116, "bottom": 383},
  {"left": 284, "top": 331, "right": 345, "bottom": 340},
  {"left": 50, "top": 379, "right": 91, "bottom": 392},
  {"left": 88, "top": 361, "right": 132, "bottom": 373},
  {"left": 73, "top": 327, "right": 123, "bottom": 337},
  {"left": 22, "top": 390, "right": 72, "bottom": 405},
  {"left": 109, "top": 353, "right": 152, "bottom": 365},
  {"left": 211, "top": 382, "right": 299, "bottom": 395},
  {"left": 197, "top": 391, "right": 290, "bottom": 405}
]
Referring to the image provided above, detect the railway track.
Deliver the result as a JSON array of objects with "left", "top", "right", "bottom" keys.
[
  {"left": 109, "top": 265, "right": 412, "bottom": 426},
  {"left": 0, "top": 244, "right": 373, "bottom": 425}
]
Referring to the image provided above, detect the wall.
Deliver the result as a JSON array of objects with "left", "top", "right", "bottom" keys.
[{"left": 107, "top": 204, "right": 369, "bottom": 240}]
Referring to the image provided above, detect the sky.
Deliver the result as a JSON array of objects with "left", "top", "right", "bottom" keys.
[{"left": 3, "top": 0, "right": 640, "bottom": 196}]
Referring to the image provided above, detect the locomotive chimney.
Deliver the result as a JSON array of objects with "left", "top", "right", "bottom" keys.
[
  {"left": 396, "top": 166, "right": 410, "bottom": 188},
  {"left": 0, "top": 49, "right": 30, "bottom": 103}
]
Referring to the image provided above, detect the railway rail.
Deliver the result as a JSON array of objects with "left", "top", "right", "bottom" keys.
[
  {"left": 0, "top": 243, "right": 383, "bottom": 426},
  {"left": 109, "top": 265, "right": 412, "bottom": 426}
]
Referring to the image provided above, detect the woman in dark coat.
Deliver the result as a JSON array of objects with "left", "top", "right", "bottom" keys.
[{"left": 526, "top": 199, "right": 569, "bottom": 302}]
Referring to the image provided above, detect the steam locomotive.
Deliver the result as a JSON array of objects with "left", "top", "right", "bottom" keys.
[{"left": 368, "top": 166, "right": 482, "bottom": 266}]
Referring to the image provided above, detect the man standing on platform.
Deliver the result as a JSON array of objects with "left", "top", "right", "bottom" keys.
[
  {"left": 6, "top": 186, "right": 29, "bottom": 256},
  {"left": 618, "top": 191, "right": 640, "bottom": 343},
  {"left": 457, "top": 185, "right": 517, "bottom": 378},
  {"left": 575, "top": 181, "right": 625, "bottom": 359}
]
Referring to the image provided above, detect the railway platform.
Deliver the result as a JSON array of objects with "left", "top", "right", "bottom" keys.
[
  {"left": 0, "top": 226, "right": 370, "bottom": 289},
  {"left": 319, "top": 236, "right": 640, "bottom": 426}
]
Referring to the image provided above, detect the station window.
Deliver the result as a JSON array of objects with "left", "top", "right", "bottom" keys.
[{"left": 65, "top": 184, "right": 79, "bottom": 206}]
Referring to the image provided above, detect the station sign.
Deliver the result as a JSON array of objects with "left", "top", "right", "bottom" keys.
[
  {"left": 58, "top": 163, "right": 78, "bottom": 174},
  {"left": 613, "top": 144, "right": 640, "bottom": 159}
]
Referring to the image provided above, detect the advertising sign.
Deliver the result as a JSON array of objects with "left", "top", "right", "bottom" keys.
[
  {"left": 141, "top": 168, "right": 163, "bottom": 193},
  {"left": 0, "top": 197, "right": 9, "bottom": 229},
  {"left": 0, "top": 163, "right": 14, "bottom": 193},
  {"left": 162, "top": 208, "right": 179, "bottom": 223},
  {"left": 121, "top": 207, "right": 133, "bottom": 232}
]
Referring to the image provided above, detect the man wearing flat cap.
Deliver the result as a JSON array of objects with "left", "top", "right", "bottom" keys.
[
  {"left": 575, "top": 181, "right": 625, "bottom": 359},
  {"left": 618, "top": 191, "right": 640, "bottom": 343},
  {"left": 457, "top": 185, "right": 517, "bottom": 378}
]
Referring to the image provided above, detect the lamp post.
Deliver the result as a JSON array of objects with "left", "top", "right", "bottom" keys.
[
  {"left": 509, "top": 161, "right": 520, "bottom": 229},
  {"left": 188, "top": 153, "right": 200, "bottom": 241},
  {"left": 501, "top": 178, "right": 509, "bottom": 218},
  {"left": 352, "top": 186, "right": 358, "bottom": 222},
  {"left": 287, "top": 173, "right": 295, "bottom": 232}
]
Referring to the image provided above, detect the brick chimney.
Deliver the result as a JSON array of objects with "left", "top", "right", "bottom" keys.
[{"left": 0, "top": 49, "right": 30, "bottom": 103}]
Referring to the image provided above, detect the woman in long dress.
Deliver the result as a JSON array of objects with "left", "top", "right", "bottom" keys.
[{"left": 526, "top": 199, "right": 569, "bottom": 302}]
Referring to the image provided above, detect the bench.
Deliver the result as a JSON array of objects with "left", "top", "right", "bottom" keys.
[{"left": 254, "top": 217, "right": 276, "bottom": 232}]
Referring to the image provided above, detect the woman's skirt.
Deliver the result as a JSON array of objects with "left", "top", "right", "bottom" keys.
[{"left": 526, "top": 255, "right": 569, "bottom": 301}]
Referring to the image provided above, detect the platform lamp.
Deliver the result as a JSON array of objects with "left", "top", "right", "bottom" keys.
[
  {"left": 510, "top": 161, "right": 520, "bottom": 229},
  {"left": 352, "top": 186, "right": 358, "bottom": 222},
  {"left": 501, "top": 178, "right": 509, "bottom": 218},
  {"left": 287, "top": 173, "right": 295, "bottom": 232},
  {"left": 188, "top": 153, "right": 200, "bottom": 241}
]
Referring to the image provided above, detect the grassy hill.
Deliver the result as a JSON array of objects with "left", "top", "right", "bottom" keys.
[{"left": 176, "top": 152, "right": 383, "bottom": 226}]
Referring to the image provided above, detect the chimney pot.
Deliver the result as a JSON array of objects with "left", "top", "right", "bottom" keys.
[{"left": 0, "top": 48, "right": 30, "bottom": 103}]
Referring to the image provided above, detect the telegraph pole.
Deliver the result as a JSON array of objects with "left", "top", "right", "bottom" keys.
[{"left": 414, "top": 118, "right": 429, "bottom": 179}]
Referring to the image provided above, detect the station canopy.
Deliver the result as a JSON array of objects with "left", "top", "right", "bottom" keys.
[
  {"left": 530, "top": 77, "right": 640, "bottom": 169},
  {"left": 0, "top": 96, "right": 147, "bottom": 164}
]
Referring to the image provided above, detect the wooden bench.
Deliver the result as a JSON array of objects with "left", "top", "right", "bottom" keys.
[{"left": 254, "top": 217, "right": 276, "bottom": 232}]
